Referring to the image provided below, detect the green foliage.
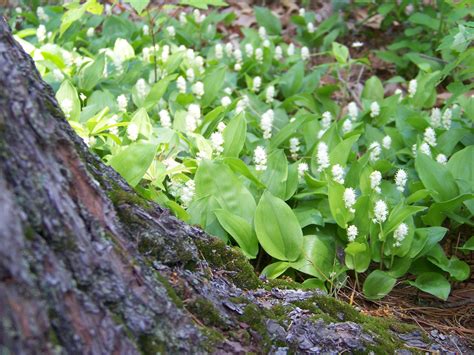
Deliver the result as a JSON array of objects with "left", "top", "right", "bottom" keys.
[{"left": 13, "top": 1, "right": 472, "bottom": 300}]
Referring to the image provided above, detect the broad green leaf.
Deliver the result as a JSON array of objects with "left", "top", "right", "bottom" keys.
[
  {"left": 332, "top": 42, "right": 349, "bottom": 64},
  {"left": 363, "top": 270, "right": 396, "bottom": 300},
  {"left": 261, "top": 261, "right": 290, "bottom": 279},
  {"left": 422, "top": 193, "right": 474, "bottom": 226},
  {"left": 270, "top": 114, "right": 312, "bottom": 150},
  {"left": 130, "top": 108, "right": 153, "bottom": 140},
  {"left": 385, "top": 203, "right": 427, "bottom": 235},
  {"left": 328, "top": 181, "right": 349, "bottom": 228},
  {"left": 293, "top": 207, "right": 323, "bottom": 228},
  {"left": 179, "top": 0, "right": 228, "bottom": 10},
  {"left": 223, "top": 113, "right": 246, "bottom": 157},
  {"left": 362, "top": 76, "right": 384, "bottom": 102},
  {"left": 255, "top": 6, "right": 282, "bottom": 35},
  {"left": 124, "top": 0, "right": 151, "bottom": 13},
  {"left": 409, "top": 227, "right": 447, "bottom": 258},
  {"left": 458, "top": 236, "right": 474, "bottom": 252},
  {"left": 447, "top": 146, "right": 474, "bottom": 213},
  {"left": 280, "top": 62, "right": 304, "bottom": 98},
  {"left": 214, "top": 209, "right": 258, "bottom": 259},
  {"left": 290, "top": 235, "right": 336, "bottom": 280},
  {"left": 143, "top": 75, "right": 177, "bottom": 109},
  {"left": 345, "top": 242, "right": 371, "bottom": 273},
  {"left": 188, "top": 196, "right": 227, "bottom": 241},
  {"left": 409, "top": 12, "right": 440, "bottom": 31},
  {"left": 202, "top": 65, "right": 226, "bottom": 107},
  {"left": 408, "top": 272, "right": 450, "bottom": 300},
  {"left": 60, "top": 5, "right": 86, "bottom": 36},
  {"left": 108, "top": 143, "right": 157, "bottom": 186},
  {"left": 262, "top": 150, "right": 288, "bottom": 199},
  {"left": 222, "top": 157, "right": 265, "bottom": 188},
  {"left": 301, "top": 278, "right": 327, "bottom": 291},
  {"left": 255, "top": 191, "right": 303, "bottom": 261},
  {"left": 284, "top": 163, "right": 299, "bottom": 201},
  {"left": 415, "top": 153, "right": 459, "bottom": 202},
  {"left": 195, "top": 160, "right": 256, "bottom": 223},
  {"left": 329, "top": 134, "right": 359, "bottom": 166},
  {"left": 79, "top": 54, "right": 105, "bottom": 91},
  {"left": 56, "top": 80, "right": 81, "bottom": 121}
]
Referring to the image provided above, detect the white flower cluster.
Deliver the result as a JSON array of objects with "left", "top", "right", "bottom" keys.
[
  {"left": 423, "top": 127, "right": 437, "bottom": 147},
  {"left": 297, "top": 162, "right": 309, "bottom": 179},
  {"left": 61, "top": 99, "right": 73, "bottom": 118},
  {"left": 136, "top": 78, "right": 148, "bottom": 99},
  {"left": 347, "top": 225, "right": 358, "bottom": 242},
  {"left": 370, "top": 101, "right": 380, "bottom": 118},
  {"left": 395, "top": 169, "right": 407, "bottom": 192},
  {"left": 192, "top": 81, "right": 205, "bottom": 98},
  {"left": 348, "top": 102, "right": 359, "bottom": 121},
  {"left": 430, "top": 108, "right": 441, "bottom": 128},
  {"left": 261, "top": 109, "right": 274, "bottom": 139},
  {"left": 442, "top": 108, "right": 452, "bottom": 129},
  {"left": 370, "top": 170, "right": 382, "bottom": 193},
  {"left": 436, "top": 153, "right": 448, "bottom": 165},
  {"left": 127, "top": 122, "right": 139, "bottom": 141},
  {"left": 108, "top": 115, "right": 119, "bottom": 135},
  {"left": 254, "top": 146, "right": 267, "bottom": 171},
  {"left": 37, "top": 7, "right": 49, "bottom": 22},
  {"left": 331, "top": 164, "right": 345, "bottom": 184},
  {"left": 180, "top": 180, "right": 195, "bottom": 207},
  {"left": 210, "top": 131, "right": 224, "bottom": 155},
  {"left": 37, "top": 24, "right": 46, "bottom": 42},
  {"left": 369, "top": 142, "right": 381, "bottom": 162},
  {"left": 236, "top": 95, "right": 249, "bottom": 114},
  {"left": 177, "top": 76, "right": 187, "bottom": 94},
  {"left": 301, "top": 46, "right": 310, "bottom": 61},
  {"left": 393, "top": 223, "right": 408, "bottom": 247},
  {"left": 408, "top": 79, "right": 417, "bottom": 98},
  {"left": 221, "top": 96, "right": 232, "bottom": 107},
  {"left": 318, "top": 111, "right": 332, "bottom": 138},
  {"left": 316, "top": 142, "right": 330, "bottom": 172},
  {"left": 382, "top": 135, "right": 392, "bottom": 150},
  {"left": 266, "top": 85, "right": 275, "bottom": 103},
  {"left": 289, "top": 137, "right": 300, "bottom": 160},
  {"left": 343, "top": 188, "right": 356, "bottom": 213},
  {"left": 253, "top": 76, "right": 262, "bottom": 92},
  {"left": 159, "top": 109, "right": 172, "bottom": 128},
  {"left": 117, "top": 94, "right": 128, "bottom": 112},
  {"left": 186, "top": 104, "right": 201, "bottom": 133},
  {"left": 373, "top": 200, "right": 388, "bottom": 224}
]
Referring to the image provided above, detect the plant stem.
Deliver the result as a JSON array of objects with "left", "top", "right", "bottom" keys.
[{"left": 147, "top": 10, "right": 158, "bottom": 84}]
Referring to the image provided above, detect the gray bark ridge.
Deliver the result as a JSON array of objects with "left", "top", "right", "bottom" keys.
[{"left": 0, "top": 17, "right": 466, "bottom": 355}]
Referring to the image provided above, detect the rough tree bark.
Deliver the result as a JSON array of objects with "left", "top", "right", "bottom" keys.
[{"left": 0, "top": 18, "right": 465, "bottom": 355}]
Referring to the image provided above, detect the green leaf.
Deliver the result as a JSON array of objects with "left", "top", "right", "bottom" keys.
[
  {"left": 60, "top": 5, "right": 86, "bottom": 36},
  {"left": 409, "top": 227, "right": 447, "bottom": 258},
  {"left": 270, "top": 114, "right": 312, "bottom": 150},
  {"left": 422, "top": 193, "right": 474, "bottom": 226},
  {"left": 214, "top": 209, "right": 258, "bottom": 259},
  {"left": 79, "top": 54, "right": 105, "bottom": 92},
  {"left": 408, "top": 272, "right": 450, "bottom": 300},
  {"left": 345, "top": 242, "right": 371, "bottom": 273},
  {"left": 280, "top": 62, "right": 304, "bottom": 98},
  {"left": 301, "top": 278, "right": 327, "bottom": 291},
  {"left": 363, "top": 270, "right": 396, "bottom": 300},
  {"left": 56, "top": 80, "right": 81, "bottom": 121},
  {"left": 447, "top": 146, "right": 474, "bottom": 214},
  {"left": 202, "top": 65, "right": 226, "bottom": 107},
  {"left": 409, "top": 12, "right": 440, "bottom": 31},
  {"left": 290, "top": 235, "right": 336, "bottom": 280},
  {"left": 261, "top": 261, "right": 290, "bottom": 279},
  {"left": 254, "top": 6, "right": 282, "bottom": 35},
  {"left": 195, "top": 160, "right": 256, "bottom": 223},
  {"left": 261, "top": 150, "right": 288, "bottom": 200},
  {"left": 222, "top": 157, "right": 265, "bottom": 188},
  {"left": 179, "top": 0, "right": 228, "bottom": 9},
  {"left": 143, "top": 75, "right": 176, "bottom": 109},
  {"left": 255, "top": 191, "right": 303, "bottom": 261},
  {"left": 415, "top": 153, "right": 459, "bottom": 202},
  {"left": 362, "top": 76, "right": 384, "bottom": 102},
  {"left": 328, "top": 181, "right": 349, "bottom": 228},
  {"left": 332, "top": 42, "right": 349, "bottom": 64},
  {"left": 124, "top": 0, "right": 151, "bottom": 13},
  {"left": 223, "top": 113, "right": 246, "bottom": 157},
  {"left": 293, "top": 207, "right": 323, "bottom": 228},
  {"left": 130, "top": 108, "right": 153, "bottom": 140},
  {"left": 108, "top": 143, "right": 157, "bottom": 186},
  {"left": 458, "top": 236, "right": 474, "bottom": 252},
  {"left": 329, "top": 134, "right": 359, "bottom": 166},
  {"left": 385, "top": 203, "right": 427, "bottom": 235}
]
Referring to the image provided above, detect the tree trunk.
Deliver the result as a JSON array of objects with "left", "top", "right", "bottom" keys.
[{"left": 0, "top": 17, "right": 465, "bottom": 354}]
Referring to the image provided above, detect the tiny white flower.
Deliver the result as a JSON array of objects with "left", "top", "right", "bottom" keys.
[
  {"left": 275, "top": 46, "right": 283, "bottom": 60},
  {"left": 394, "top": 88, "right": 404, "bottom": 102},
  {"left": 193, "top": 9, "right": 202, "bottom": 23},
  {"left": 53, "top": 69, "right": 64, "bottom": 82},
  {"left": 224, "top": 87, "right": 232, "bottom": 95},
  {"left": 236, "top": 95, "right": 249, "bottom": 114},
  {"left": 395, "top": 169, "right": 407, "bottom": 192},
  {"left": 343, "top": 188, "right": 357, "bottom": 213},
  {"left": 186, "top": 68, "right": 195, "bottom": 82},
  {"left": 369, "top": 142, "right": 381, "bottom": 162},
  {"left": 430, "top": 108, "right": 441, "bottom": 128},
  {"left": 117, "top": 94, "right": 128, "bottom": 112},
  {"left": 370, "top": 101, "right": 380, "bottom": 118},
  {"left": 370, "top": 170, "right": 382, "bottom": 193},
  {"left": 299, "top": 8, "right": 305, "bottom": 16},
  {"left": 185, "top": 115, "right": 197, "bottom": 133},
  {"left": 261, "top": 109, "right": 274, "bottom": 139},
  {"left": 179, "top": 12, "right": 187, "bottom": 24},
  {"left": 36, "top": 24, "right": 46, "bottom": 42},
  {"left": 79, "top": 93, "right": 87, "bottom": 102},
  {"left": 408, "top": 79, "right": 417, "bottom": 98},
  {"left": 177, "top": 76, "right": 187, "bottom": 94},
  {"left": 233, "top": 49, "right": 243, "bottom": 63},
  {"left": 166, "top": 26, "right": 175, "bottom": 37},
  {"left": 188, "top": 103, "right": 201, "bottom": 121},
  {"left": 316, "top": 142, "right": 330, "bottom": 172},
  {"left": 287, "top": 43, "right": 295, "bottom": 56},
  {"left": 298, "top": 162, "right": 309, "bottom": 179},
  {"left": 127, "top": 123, "right": 139, "bottom": 141},
  {"left": 442, "top": 108, "right": 452, "bottom": 130},
  {"left": 221, "top": 96, "right": 232, "bottom": 107},
  {"left": 255, "top": 48, "right": 263, "bottom": 63},
  {"left": 37, "top": 7, "right": 49, "bottom": 22},
  {"left": 423, "top": 127, "right": 437, "bottom": 147},
  {"left": 210, "top": 132, "right": 224, "bottom": 155},
  {"left": 352, "top": 41, "right": 364, "bottom": 48},
  {"left": 436, "top": 153, "right": 448, "bottom": 165},
  {"left": 252, "top": 76, "right": 262, "bottom": 92},
  {"left": 322, "top": 111, "right": 332, "bottom": 129},
  {"left": 348, "top": 101, "right": 358, "bottom": 121},
  {"left": 382, "top": 135, "right": 392, "bottom": 150},
  {"left": 217, "top": 122, "right": 226, "bottom": 132},
  {"left": 373, "top": 200, "right": 388, "bottom": 224},
  {"left": 301, "top": 46, "right": 310, "bottom": 61},
  {"left": 194, "top": 56, "right": 204, "bottom": 73},
  {"left": 215, "top": 43, "right": 223, "bottom": 59},
  {"left": 107, "top": 115, "right": 119, "bottom": 135},
  {"left": 192, "top": 81, "right": 205, "bottom": 98},
  {"left": 234, "top": 63, "right": 242, "bottom": 71},
  {"left": 258, "top": 26, "right": 267, "bottom": 40},
  {"left": 331, "top": 164, "right": 345, "bottom": 184},
  {"left": 15, "top": 7, "right": 22, "bottom": 14},
  {"left": 307, "top": 22, "right": 315, "bottom": 33},
  {"left": 61, "top": 99, "right": 73, "bottom": 118},
  {"left": 225, "top": 42, "right": 233, "bottom": 57},
  {"left": 265, "top": 85, "right": 275, "bottom": 103},
  {"left": 186, "top": 48, "right": 195, "bottom": 62},
  {"left": 342, "top": 119, "right": 353, "bottom": 134},
  {"left": 142, "top": 25, "right": 149, "bottom": 36},
  {"left": 161, "top": 45, "right": 170, "bottom": 62},
  {"left": 289, "top": 137, "right": 300, "bottom": 160},
  {"left": 136, "top": 78, "right": 148, "bottom": 99},
  {"left": 254, "top": 146, "right": 267, "bottom": 171},
  {"left": 347, "top": 225, "right": 358, "bottom": 242},
  {"left": 263, "top": 39, "right": 271, "bottom": 48},
  {"left": 393, "top": 223, "right": 408, "bottom": 247},
  {"left": 159, "top": 109, "right": 172, "bottom": 128},
  {"left": 86, "top": 27, "right": 95, "bottom": 38},
  {"left": 180, "top": 180, "right": 195, "bottom": 207},
  {"left": 245, "top": 43, "right": 254, "bottom": 58},
  {"left": 419, "top": 142, "right": 431, "bottom": 156}
]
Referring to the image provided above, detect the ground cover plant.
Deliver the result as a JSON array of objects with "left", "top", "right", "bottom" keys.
[{"left": 7, "top": 0, "right": 473, "bottom": 302}]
